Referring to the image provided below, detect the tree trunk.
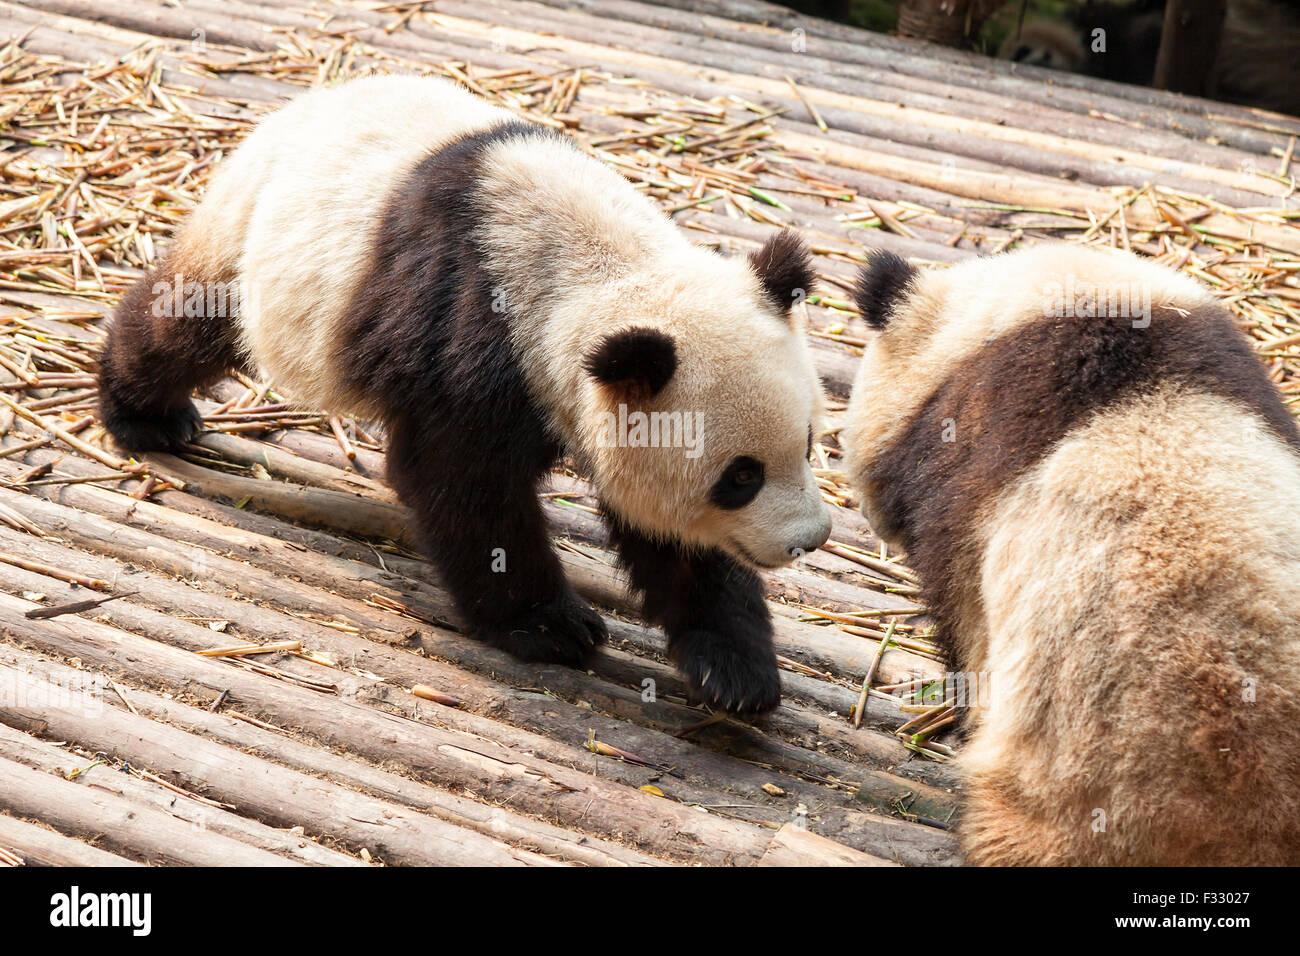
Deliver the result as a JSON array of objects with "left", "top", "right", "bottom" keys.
[
  {"left": 1153, "top": 0, "right": 1227, "bottom": 97},
  {"left": 897, "top": 0, "right": 1006, "bottom": 49}
]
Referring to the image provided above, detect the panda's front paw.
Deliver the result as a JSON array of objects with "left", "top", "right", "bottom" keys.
[
  {"left": 480, "top": 590, "right": 607, "bottom": 666},
  {"left": 101, "top": 400, "right": 202, "bottom": 453},
  {"left": 675, "top": 632, "right": 781, "bottom": 716}
]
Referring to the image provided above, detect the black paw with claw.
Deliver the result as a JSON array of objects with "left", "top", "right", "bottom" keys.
[
  {"left": 676, "top": 633, "right": 781, "bottom": 716},
  {"left": 480, "top": 589, "right": 607, "bottom": 666},
  {"left": 101, "top": 400, "right": 201, "bottom": 453}
]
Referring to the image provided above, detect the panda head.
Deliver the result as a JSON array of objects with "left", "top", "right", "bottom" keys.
[
  {"left": 580, "top": 230, "right": 832, "bottom": 567},
  {"left": 842, "top": 243, "right": 1216, "bottom": 543},
  {"left": 996, "top": 21, "right": 1086, "bottom": 72}
]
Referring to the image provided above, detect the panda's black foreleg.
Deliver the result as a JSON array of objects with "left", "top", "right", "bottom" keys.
[
  {"left": 385, "top": 414, "right": 606, "bottom": 666},
  {"left": 608, "top": 520, "right": 780, "bottom": 716}
]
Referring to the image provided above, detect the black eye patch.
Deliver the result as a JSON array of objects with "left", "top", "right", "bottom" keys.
[
  {"left": 711, "top": 456, "right": 765, "bottom": 510},
  {"left": 806, "top": 425, "right": 814, "bottom": 461}
]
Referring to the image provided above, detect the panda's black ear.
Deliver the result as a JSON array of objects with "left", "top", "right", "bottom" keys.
[
  {"left": 583, "top": 327, "right": 677, "bottom": 402},
  {"left": 853, "top": 251, "right": 917, "bottom": 330},
  {"left": 749, "top": 229, "right": 814, "bottom": 319}
]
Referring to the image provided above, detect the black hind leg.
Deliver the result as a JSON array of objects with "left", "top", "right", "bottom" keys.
[
  {"left": 386, "top": 412, "right": 606, "bottom": 665},
  {"left": 98, "top": 257, "right": 244, "bottom": 452}
]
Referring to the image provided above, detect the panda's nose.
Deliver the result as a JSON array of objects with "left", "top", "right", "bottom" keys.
[{"left": 790, "top": 515, "right": 832, "bottom": 557}]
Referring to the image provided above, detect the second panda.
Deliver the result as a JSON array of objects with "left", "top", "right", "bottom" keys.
[
  {"left": 98, "top": 74, "right": 833, "bottom": 716},
  {"left": 844, "top": 243, "right": 1300, "bottom": 864}
]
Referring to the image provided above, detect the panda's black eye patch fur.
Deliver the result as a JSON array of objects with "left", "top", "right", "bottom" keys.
[{"left": 711, "top": 456, "right": 765, "bottom": 509}]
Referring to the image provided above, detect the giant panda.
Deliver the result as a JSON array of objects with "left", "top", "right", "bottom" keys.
[
  {"left": 843, "top": 243, "right": 1300, "bottom": 865},
  {"left": 97, "top": 74, "right": 833, "bottom": 716},
  {"left": 996, "top": 21, "right": 1085, "bottom": 73}
]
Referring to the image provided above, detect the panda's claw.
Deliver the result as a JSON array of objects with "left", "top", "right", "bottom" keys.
[
  {"left": 674, "top": 630, "right": 781, "bottom": 717},
  {"left": 479, "top": 589, "right": 606, "bottom": 666}
]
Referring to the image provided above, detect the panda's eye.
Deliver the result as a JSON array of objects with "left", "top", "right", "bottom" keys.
[
  {"left": 711, "top": 456, "right": 765, "bottom": 509},
  {"left": 806, "top": 425, "right": 814, "bottom": 461}
]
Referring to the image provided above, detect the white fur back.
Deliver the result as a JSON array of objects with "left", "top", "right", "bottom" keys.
[{"left": 178, "top": 75, "right": 513, "bottom": 412}]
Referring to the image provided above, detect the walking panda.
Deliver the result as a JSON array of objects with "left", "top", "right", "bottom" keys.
[
  {"left": 98, "top": 74, "right": 832, "bottom": 716},
  {"left": 843, "top": 243, "right": 1300, "bottom": 864}
]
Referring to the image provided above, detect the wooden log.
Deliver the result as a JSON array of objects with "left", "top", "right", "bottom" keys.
[
  {"left": 260, "top": 424, "right": 387, "bottom": 478},
  {"left": 0, "top": 750, "right": 300, "bottom": 866},
  {"left": 675, "top": 197, "right": 977, "bottom": 272},
  {"left": 0, "top": 722, "right": 367, "bottom": 867},
  {"left": 406, "top": 0, "right": 1283, "bottom": 202},
  {"left": 0, "top": 463, "right": 940, "bottom": 710},
  {"left": 0, "top": 478, "right": 961, "bottom": 858},
  {"left": 19, "top": 0, "right": 285, "bottom": 52},
  {"left": 27, "top": 0, "right": 1268, "bottom": 295},
  {"left": 192, "top": 431, "right": 396, "bottom": 501},
  {"left": 330, "top": 0, "right": 1265, "bottom": 183},
  {"left": 0, "top": 645, "right": 663, "bottom": 867},
  {"left": 633, "top": 0, "right": 1300, "bottom": 141},
  {"left": 0, "top": 527, "right": 959, "bottom": 805},
  {"left": 0, "top": 4, "right": 289, "bottom": 104},
  {"left": 466, "top": 0, "right": 1274, "bottom": 185},
  {"left": 0, "top": 811, "right": 140, "bottom": 867},
  {"left": 0, "top": 12, "right": 1170, "bottom": 291},
  {"left": 759, "top": 822, "right": 898, "bottom": 866},
  {"left": 0, "top": 594, "right": 782, "bottom": 865},
  {"left": 0, "top": 474, "right": 433, "bottom": 644},
  {"left": 193, "top": 0, "right": 988, "bottom": 259},
  {"left": 263, "top": 0, "right": 1296, "bottom": 151},
  {"left": 0, "top": 663, "right": 574, "bottom": 866},
  {"left": 162, "top": 0, "right": 1295, "bottom": 201},
  {"left": 138, "top": 451, "right": 411, "bottom": 544},
  {"left": 0, "top": 546, "right": 964, "bottom": 859},
  {"left": 0, "top": 521, "right": 941, "bottom": 760}
]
